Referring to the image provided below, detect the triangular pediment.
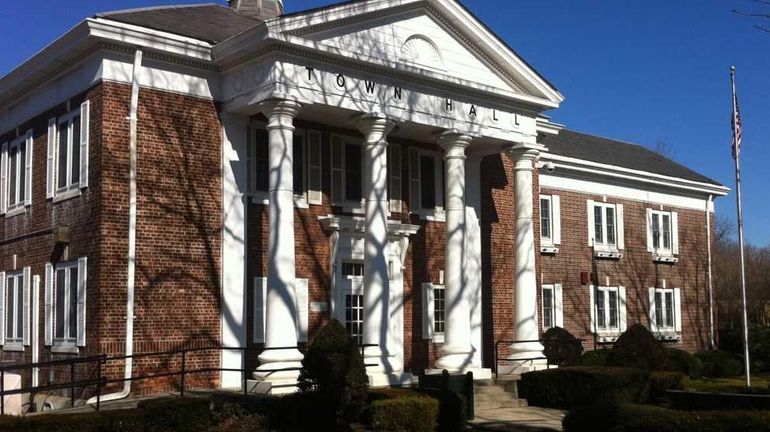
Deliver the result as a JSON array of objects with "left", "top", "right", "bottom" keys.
[{"left": 274, "top": 0, "right": 563, "bottom": 107}]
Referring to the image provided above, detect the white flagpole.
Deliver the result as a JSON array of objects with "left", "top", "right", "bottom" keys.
[{"left": 731, "top": 65, "right": 751, "bottom": 387}]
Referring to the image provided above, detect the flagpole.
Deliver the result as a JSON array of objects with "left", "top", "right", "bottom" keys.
[{"left": 731, "top": 65, "right": 751, "bottom": 387}]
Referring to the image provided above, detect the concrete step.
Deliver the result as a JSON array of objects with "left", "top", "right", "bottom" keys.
[{"left": 474, "top": 384, "right": 527, "bottom": 410}]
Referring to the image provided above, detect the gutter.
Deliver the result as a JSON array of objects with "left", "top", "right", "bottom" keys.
[
  {"left": 87, "top": 47, "right": 142, "bottom": 405},
  {"left": 706, "top": 195, "right": 715, "bottom": 349}
]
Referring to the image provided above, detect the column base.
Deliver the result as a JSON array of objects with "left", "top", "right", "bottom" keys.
[
  {"left": 435, "top": 343, "right": 475, "bottom": 372},
  {"left": 367, "top": 372, "right": 415, "bottom": 388},
  {"left": 425, "top": 367, "right": 492, "bottom": 381},
  {"left": 246, "top": 378, "right": 299, "bottom": 395}
]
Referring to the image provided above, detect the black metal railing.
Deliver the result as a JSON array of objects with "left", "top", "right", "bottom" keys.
[
  {"left": 0, "top": 343, "right": 379, "bottom": 415},
  {"left": 493, "top": 338, "right": 585, "bottom": 379}
]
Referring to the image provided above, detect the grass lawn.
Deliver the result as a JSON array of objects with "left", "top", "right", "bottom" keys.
[{"left": 687, "top": 373, "right": 770, "bottom": 394}]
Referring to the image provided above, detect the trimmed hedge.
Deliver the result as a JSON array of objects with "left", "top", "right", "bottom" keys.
[
  {"left": 575, "top": 348, "right": 611, "bottom": 367},
  {"left": 518, "top": 366, "right": 650, "bottom": 409},
  {"left": 695, "top": 350, "right": 744, "bottom": 377},
  {"left": 564, "top": 403, "right": 770, "bottom": 432},
  {"left": 607, "top": 324, "right": 666, "bottom": 370},
  {"left": 542, "top": 327, "right": 583, "bottom": 366},
  {"left": 649, "top": 371, "right": 687, "bottom": 402},
  {"left": 371, "top": 395, "right": 439, "bottom": 432},
  {"left": 664, "top": 348, "right": 703, "bottom": 378}
]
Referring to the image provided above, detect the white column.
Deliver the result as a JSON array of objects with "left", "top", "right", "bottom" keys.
[
  {"left": 355, "top": 113, "right": 397, "bottom": 373},
  {"left": 254, "top": 98, "right": 304, "bottom": 386},
  {"left": 435, "top": 131, "right": 474, "bottom": 371},
  {"left": 507, "top": 146, "right": 545, "bottom": 361}
]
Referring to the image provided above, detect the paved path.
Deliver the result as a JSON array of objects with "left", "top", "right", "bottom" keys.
[{"left": 471, "top": 406, "right": 566, "bottom": 431}]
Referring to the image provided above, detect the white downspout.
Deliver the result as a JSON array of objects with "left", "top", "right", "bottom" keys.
[
  {"left": 706, "top": 195, "right": 716, "bottom": 349},
  {"left": 87, "top": 48, "right": 142, "bottom": 405}
]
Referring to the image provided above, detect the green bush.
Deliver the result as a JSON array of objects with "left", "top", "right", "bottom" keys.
[
  {"left": 607, "top": 324, "right": 666, "bottom": 370},
  {"left": 371, "top": 396, "right": 439, "bottom": 432},
  {"left": 649, "top": 371, "right": 687, "bottom": 402},
  {"left": 664, "top": 348, "right": 704, "bottom": 378},
  {"left": 298, "top": 319, "right": 369, "bottom": 426},
  {"left": 749, "top": 325, "right": 770, "bottom": 372},
  {"left": 695, "top": 350, "right": 744, "bottom": 377},
  {"left": 518, "top": 366, "right": 650, "bottom": 409},
  {"left": 563, "top": 403, "right": 770, "bottom": 432},
  {"left": 575, "top": 348, "right": 611, "bottom": 367},
  {"left": 542, "top": 327, "right": 583, "bottom": 366}
]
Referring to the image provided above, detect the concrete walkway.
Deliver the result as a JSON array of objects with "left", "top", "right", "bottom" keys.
[{"left": 471, "top": 406, "right": 566, "bottom": 432}]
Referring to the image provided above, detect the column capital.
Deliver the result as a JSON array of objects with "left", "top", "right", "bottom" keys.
[
  {"left": 505, "top": 142, "right": 544, "bottom": 171},
  {"left": 437, "top": 129, "right": 474, "bottom": 160},
  {"left": 259, "top": 97, "right": 303, "bottom": 130},
  {"left": 353, "top": 112, "right": 397, "bottom": 144}
]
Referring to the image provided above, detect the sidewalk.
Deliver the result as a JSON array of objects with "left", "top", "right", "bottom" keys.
[{"left": 471, "top": 406, "right": 566, "bottom": 431}]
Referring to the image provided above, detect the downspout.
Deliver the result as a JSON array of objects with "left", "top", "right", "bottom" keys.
[
  {"left": 87, "top": 48, "right": 142, "bottom": 405},
  {"left": 706, "top": 195, "right": 716, "bottom": 349}
]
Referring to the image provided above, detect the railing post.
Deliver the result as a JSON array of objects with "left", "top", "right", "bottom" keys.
[
  {"left": 180, "top": 350, "right": 186, "bottom": 397},
  {"left": 70, "top": 362, "right": 75, "bottom": 408},
  {"left": 96, "top": 357, "right": 102, "bottom": 411},
  {"left": 242, "top": 349, "right": 248, "bottom": 395},
  {"left": 1, "top": 369, "right": 5, "bottom": 415}
]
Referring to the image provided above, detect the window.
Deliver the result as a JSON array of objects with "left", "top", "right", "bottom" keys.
[
  {"left": 542, "top": 285, "right": 554, "bottom": 330},
  {"left": 330, "top": 135, "right": 366, "bottom": 208},
  {"left": 649, "top": 287, "right": 681, "bottom": 336},
  {"left": 344, "top": 143, "right": 362, "bottom": 203},
  {"left": 540, "top": 197, "right": 551, "bottom": 240},
  {"left": 345, "top": 294, "right": 364, "bottom": 346},
  {"left": 539, "top": 195, "right": 561, "bottom": 251},
  {"left": 647, "top": 209, "right": 679, "bottom": 258},
  {"left": 341, "top": 261, "right": 365, "bottom": 278},
  {"left": 422, "top": 283, "right": 445, "bottom": 342},
  {"left": 1, "top": 132, "right": 32, "bottom": 215},
  {"left": 47, "top": 102, "right": 89, "bottom": 200},
  {"left": 409, "top": 149, "right": 444, "bottom": 219},
  {"left": 588, "top": 200, "right": 624, "bottom": 253},
  {"left": 46, "top": 258, "right": 86, "bottom": 349},
  {"left": 251, "top": 127, "right": 307, "bottom": 200},
  {"left": 3, "top": 271, "right": 25, "bottom": 346},
  {"left": 433, "top": 285, "right": 445, "bottom": 335},
  {"left": 591, "top": 285, "right": 627, "bottom": 337}
]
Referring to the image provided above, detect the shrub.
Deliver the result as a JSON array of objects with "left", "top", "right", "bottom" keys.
[
  {"left": 518, "top": 366, "right": 650, "bottom": 409},
  {"left": 607, "top": 324, "right": 666, "bottom": 370},
  {"left": 575, "top": 348, "right": 611, "bottom": 367},
  {"left": 649, "top": 371, "right": 687, "bottom": 402},
  {"left": 749, "top": 325, "right": 770, "bottom": 372},
  {"left": 298, "top": 319, "right": 369, "bottom": 425},
  {"left": 563, "top": 403, "right": 770, "bottom": 432},
  {"left": 371, "top": 396, "right": 439, "bottom": 432},
  {"left": 664, "top": 348, "right": 704, "bottom": 378},
  {"left": 542, "top": 327, "right": 583, "bottom": 366},
  {"left": 695, "top": 350, "right": 744, "bottom": 377}
]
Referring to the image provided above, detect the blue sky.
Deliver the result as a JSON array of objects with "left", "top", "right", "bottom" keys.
[{"left": 1, "top": 1, "right": 767, "bottom": 245}]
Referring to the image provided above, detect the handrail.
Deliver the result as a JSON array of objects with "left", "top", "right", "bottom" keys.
[
  {"left": 493, "top": 338, "right": 585, "bottom": 380},
  {"left": 0, "top": 343, "right": 379, "bottom": 415}
]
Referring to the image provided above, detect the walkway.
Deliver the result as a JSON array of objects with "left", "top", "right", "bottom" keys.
[{"left": 471, "top": 406, "right": 566, "bottom": 432}]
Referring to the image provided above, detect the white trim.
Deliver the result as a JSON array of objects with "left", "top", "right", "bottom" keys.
[{"left": 591, "top": 285, "right": 623, "bottom": 339}]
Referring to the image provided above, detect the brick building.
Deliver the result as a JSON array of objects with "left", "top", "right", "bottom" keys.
[{"left": 0, "top": 0, "right": 728, "bottom": 398}]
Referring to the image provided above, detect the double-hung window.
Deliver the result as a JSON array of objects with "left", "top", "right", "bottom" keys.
[
  {"left": 251, "top": 127, "right": 311, "bottom": 206},
  {"left": 588, "top": 200, "right": 624, "bottom": 255},
  {"left": 422, "top": 283, "right": 446, "bottom": 342},
  {"left": 539, "top": 195, "right": 561, "bottom": 251},
  {"left": 47, "top": 101, "right": 89, "bottom": 200},
  {"left": 1, "top": 268, "right": 30, "bottom": 349},
  {"left": 1, "top": 131, "right": 33, "bottom": 215},
  {"left": 541, "top": 284, "right": 563, "bottom": 332},
  {"left": 647, "top": 209, "right": 679, "bottom": 260},
  {"left": 649, "top": 287, "right": 681, "bottom": 337},
  {"left": 409, "top": 149, "right": 444, "bottom": 220},
  {"left": 330, "top": 135, "right": 365, "bottom": 210},
  {"left": 590, "top": 285, "right": 627, "bottom": 339},
  {"left": 45, "top": 258, "right": 87, "bottom": 350}
]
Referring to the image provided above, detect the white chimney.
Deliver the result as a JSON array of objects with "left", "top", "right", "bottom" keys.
[{"left": 229, "top": 0, "right": 284, "bottom": 20}]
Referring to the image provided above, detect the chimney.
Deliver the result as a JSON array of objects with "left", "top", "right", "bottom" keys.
[{"left": 229, "top": 0, "right": 284, "bottom": 20}]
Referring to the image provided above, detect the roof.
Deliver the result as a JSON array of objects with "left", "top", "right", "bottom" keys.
[
  {"left": 96, "top": 3, "right": 260, "bottom": 44},
  {"left": 544, "top": 129, "right": 722, "bottom": 186}
]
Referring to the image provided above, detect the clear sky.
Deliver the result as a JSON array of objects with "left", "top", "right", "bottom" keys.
[{"left": 1, "top": 1, "right": 767, "bottom": 245}]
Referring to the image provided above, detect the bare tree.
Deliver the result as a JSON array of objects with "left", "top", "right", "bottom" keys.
[
  {"left": 733, "top": 0, "right": 770, "bottom": 33},
  {"left": 647, "top": 137, "right": 678, "bottom": 161}
]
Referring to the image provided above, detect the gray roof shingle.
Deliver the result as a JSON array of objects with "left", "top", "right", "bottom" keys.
[
  {"left": 543, "top": 129, "right": 721, "bottom": 186},
  {"left": 97, "top": 3, "right": 260, "bottom": 44}
]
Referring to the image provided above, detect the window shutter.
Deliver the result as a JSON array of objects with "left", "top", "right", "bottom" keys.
[
  {"left": 0, "top": 141, "right": 7, "bottom": 214},
  {"left": 253, "top": 277, "right": 267, "bottom": 343},
  {"left": 588, "top": 285, "right": 595, "bottom": 334},
  {"left": 295, "top": 278, "right": 309, "bottom": 342},
  {"left": 422, "top": 283, "right": 434, "bottom": 339},
  {"left": 0, "top": 272, "right": 5, "bottom": 346},
  {"left": 307, "top": 130, "right": 323, "bottom": 205},
  {"left": 409, "top": 149, "right": 421, "bottom": 213},
  {"left": 674, "top": 288, "right": 682, "bottom": 333},
  {"left": 46, "top": 119, "right": 56, "bottom": 199},
  {"left": 330, "top": 135, "right": 344, "bottom": 206},
  {"left": 554, "top": 283, "right": 564, "bottom": 328},
  {"left": 646, "top": 209, "right": 654, "bottom": 252},
  {"left": 435, "top": 157, "right": 444, "bottom": 211},
  {"left": 618, "top": 286, "right": 627, "bottom": 333},
  {"left": 586, "top": 200, "right": 595, "bottom": 246},
  {"left": 79, "top": 101, "right": 90, "bottom": 189},
  {"left": 22, "top": 267, "right": 31, "bottom": 345},
  {"left": 616, "top": 204, "right": 625, "bottom": 250},
  {"left": 671, "top": 212, "right": 680, "bottom": 255},
  {"left": 388, "top": 144, "right": 402, "bottom": 213},
  {"left": 25, "top": 130, "right": 33, "bottom": 206},
  {"left": 77, "top": 257, "right": 87, "bottom": 347},
  {"left": 552, "top": 195, "right": 562, "bottom": 245},
  {"left": 648, "top": 287, "right": 657, "bottom": 334},
  {"left": 44, "top": 264, "right": 53, "bottom": 346}
]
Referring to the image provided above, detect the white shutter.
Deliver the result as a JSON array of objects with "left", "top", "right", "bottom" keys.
[
  {"left": 618, "top": 286, "right": 627, "bottom": 333},
  {"left": 587, "top": 200, "right": 595, "bottom": 246},
  {"left": 616, "top": 204, "right": 625, "bottom": 250},
  {"left": 388, "top": 144, "right": 402, "bottom": 213},
  {"left": 554, "top": 283, "right": 564, "bottom": 328},
  {"left": 46, "top": 119, "right": 56, "bottom": 199},
  {"left": 295, "top": 278, "right": 309, "bottom": 342},
  {"left": 44, "top": 264, "right": 53, "bottom": 346},
  {"left": 671, "top": 212, "right": 680, "bottom": 255},
  {"left": 330, "top": 135, "right": 344, "bottom": 206},
  {"left": 674, "top": 288, "right": 682, "bottom": 333},
  {"left": 79, "top": 101, "right": 90, "bottom": 189},
  {"left": 422, "top": 283, "right": 434, "bottom": 339},
  {"left": 307, "top": 130, "right": 323, "bottom": 205},
  {"left": 649, "top": 287, "right": 658, "bottom": 334},
  {"left": 552, "top": 195, "right": 562, "bottom": 245},
  {"left": 0, "top": 141, "right": 7, "bottom": 214},
  {"left": 253, "top": 277, "right": 267, "bottom": 343},
  {"left": 0, "top": 272, "right": 5, "bottom": 346},
  {"left": 25, "top": 130, "right": 33, "bottom": 206},
  {"left": 646, "top": 209, "right": 654, "bottom": 252},
  {"left": 588, "top": 285, "right": 595, "bottom": 333},
  {"left": 77, "top": 257, "right": 87, "bottom": 347},
  {"left": 23, "top": 267, "right": 31, "bottom": 346},
  {"left": 409, "top": 149, "right": 421, "bottom": 213}
]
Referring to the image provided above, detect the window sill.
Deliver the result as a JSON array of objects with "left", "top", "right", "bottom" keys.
[
  {"left": 540, "top": 244, "right": 559, "bottom": 254},
  {"left": 428, "top": 334, "right": 445, "bottom": 344},
  {"left": 653, "top": 254, "right": 679, "bottom": 264},
  {"left": 3, "top": 206, "right": 28, "bottom": 218},
  {"left": 51, "top": 344, "right": 79, "bottom": 354},
  {"left": 2, "top": 343, "right": 24, "bottom": 352},
  {"left": 654, "top": 332, "right": 681, "bottom": 342},
  {"left": 595, "top": 333, "right": 621, "bottom": 343},
  {"left": 52, "top": 189, "right": 82, "bottom": 204},
  {"left": 593, "top": 248, "right": 622, "bottom": 260}
]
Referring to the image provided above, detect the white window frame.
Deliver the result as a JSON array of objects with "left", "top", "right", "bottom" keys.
[
  {"left": 541, "top": 284, "right": 563, "bottom": 331},
  {"left": 1, "top": 270, "right": 27, "bottom": 350},
  {"left": 330, "top": 134, "right": 365, "bottom": 213},
  {"left": 53, "top": 261, "right": 79, "bottom": 348},
  {"left": 587, "top": 200, "right": 624, "bottom": 256},
  {"left": 647, "top": 209, "right": 679, "bottom": 261},
  {"left": 249, "top": 124, "right": 310, "bottom": 208},
  {"left": 4, "top": 135, "right": 31, "bottom": 215},
  {"left": 589, "top": 285, "right": 627, "bottom": 341},
  {"left": 53, "top": 110, "right": 83, "bottom": 199},
  {"left": 422, "top": 282, "right": 445, "bottom": 343},
  {"left": 539, "top": 195, "right": 561, "bottom": 252},
  {"left": 649, "top": 287, "right": 682, "bottom": 339},
  {"left": 409, "top": 148, "right": 445, "bottom": 221}
]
